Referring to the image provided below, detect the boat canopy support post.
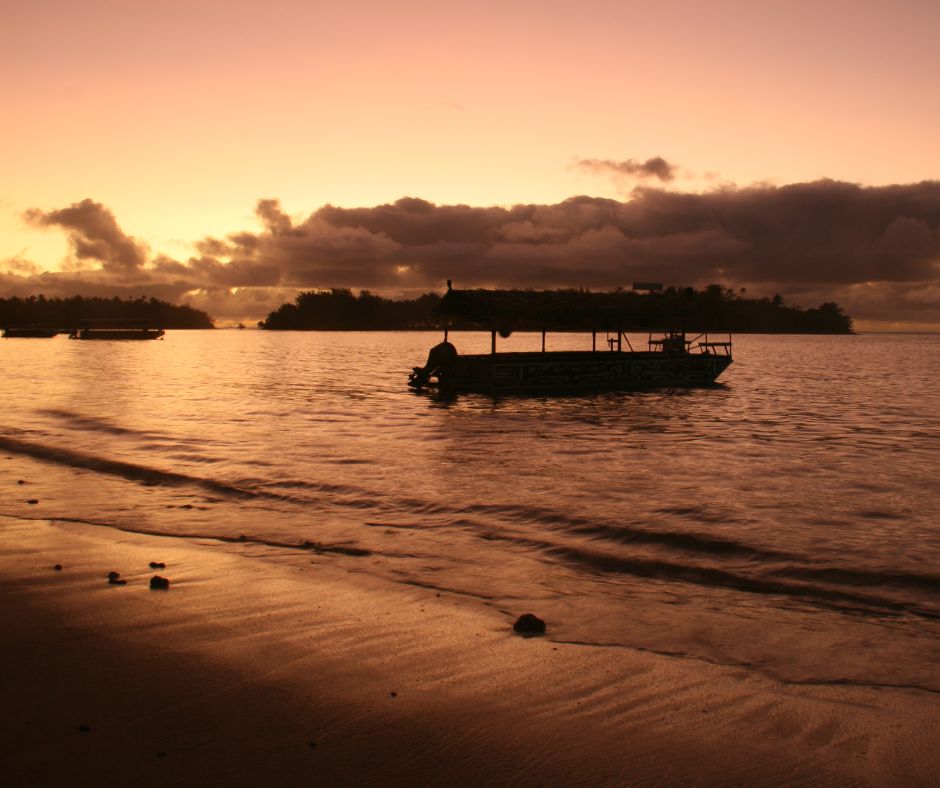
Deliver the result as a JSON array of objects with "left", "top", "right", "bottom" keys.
[
  {"left": 617, "top": 328, "right": 622, "bottom": 353},
  {"left": 491, "top": 329, "right": 496, "bottom": 355},
  {"left": 541, "top": 331, "right": 546, "bottom": 352},
  {"left": 444, "top": 318, "right": 449, "bottom": 342},
  {"left": 592, "top": 331, "right": 596, "bottom": 352}
]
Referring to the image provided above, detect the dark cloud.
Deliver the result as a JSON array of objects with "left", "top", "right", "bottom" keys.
[
  {"left": 25, "top": 199, "right": 148, "bottom": 275},
  {"left": 9, "top": 180, "right": 940, "bottom": 325},
  {"left": 255, "top": 199, "right": 294, "bottom": 235},
  {"left": 220, "top": 183, "right": 939, "bottom": 291},
  {"left": 577, "top": 156, "right": 678, "bottom": 182}
]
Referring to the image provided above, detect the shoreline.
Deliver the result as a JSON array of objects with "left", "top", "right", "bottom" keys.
[{"left": 2, "top": 514, "right": 938, "bottom": 786}]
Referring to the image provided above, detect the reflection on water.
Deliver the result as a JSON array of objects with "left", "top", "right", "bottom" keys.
[{"left": 1, "top": 330, "right": 939, "bottom": 689}]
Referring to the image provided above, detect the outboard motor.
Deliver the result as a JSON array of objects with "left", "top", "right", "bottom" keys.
[{"left": 408, "top": 340, "right": 459, "bottom": 388}]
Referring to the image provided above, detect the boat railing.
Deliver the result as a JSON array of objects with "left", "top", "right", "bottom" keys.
[
  {"left": 605, "top": 332, "right": 635, "bottom": 352},
  {"left": 692, "top": 331, "right": 733, "bottom": 356},
  {"left": 648, "top": 330, "right": 732, "bottom": 356}
]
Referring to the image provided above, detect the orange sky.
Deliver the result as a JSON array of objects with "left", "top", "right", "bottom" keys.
[{"left": 2, "top": 0, "right": 939, "bottom": 327}]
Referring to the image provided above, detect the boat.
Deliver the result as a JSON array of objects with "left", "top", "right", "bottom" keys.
[
  {"left": 2, "top": 327, "right": 58, "bottom": 338},
  {"left": 68, "top": 319, "right": 165, "bottom": 340},
  {"left": 408, "top": 286, "right": 732, "bottom": 393},
  {"left": 70, "top": 328, "right": 165, "bottom": 340}
]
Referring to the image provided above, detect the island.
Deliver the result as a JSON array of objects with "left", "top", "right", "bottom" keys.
[
  {"left": 259, "top": 286, "right": 853, "bottom": 333},
  {"left": 0, "top": 296, "right": 214, "bottom": 330}
]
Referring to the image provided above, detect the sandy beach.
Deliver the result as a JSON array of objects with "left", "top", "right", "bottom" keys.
[{"left": 2, "top": 514, "right": 937, "bottom": 787}]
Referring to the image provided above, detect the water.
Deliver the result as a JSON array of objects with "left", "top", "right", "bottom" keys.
[{"left": 2, "top": 330, "right": 939, "bottom": 691}]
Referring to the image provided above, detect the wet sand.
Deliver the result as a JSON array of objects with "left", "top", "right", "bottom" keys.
[{"left": 1, "top": 514, "right": 937, "bottom": 787}]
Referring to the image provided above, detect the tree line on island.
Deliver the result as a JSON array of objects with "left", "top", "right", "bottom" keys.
[
  {"left": 0, "top": 287, "right": 854, "bottom": 333},
  {"left": 259, "top": 286, "right": 853, "bottom": 333},
  {"left": 0, "top": 295, "right": 214, "bottom": 329}
]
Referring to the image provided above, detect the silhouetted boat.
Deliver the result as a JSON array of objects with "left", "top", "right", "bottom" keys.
[
  {"left": 68, "top": 320, "right": 165, "bottom": 341},
  {"left": 409, "top": 287, "right": 733, "bottom": 393},
  {"left": 2, "top": 327, "right": 58, "bottom": 338}
]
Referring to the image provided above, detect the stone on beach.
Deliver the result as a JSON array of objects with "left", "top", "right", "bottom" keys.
[
  {"left": 54, "top": 564, "right": 62, "bottom": 571},
  {"left": 149, "top": 561, "right": 166, "bottom": 569},
  {"left": 513, "top": 613, "right": 546, "bottom": 635},
  {"left": 107, "top": 571, "right": 127, "bottom": 585},
  {"left": 26, "top": 499, "right": 39, "bottom": 505},
  {"left": 150, "top": 575, "right": 170, "bottom": 590}
]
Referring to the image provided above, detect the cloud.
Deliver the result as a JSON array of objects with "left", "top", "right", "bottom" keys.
[
  {"left": 229, "top": 182, "right": 939, "bottom": 291},
  {"left": 0, "top": 268, "right": 190, "bottom": 303},
  {"left": 8, "top": 179, "right": 940, "bottom": 325},
  {"left": 1, "top": 255, "right": 41, "bottom": 276},
  {"left": 255, "top": 198, "right": 294, "bottom": 235},
  {"left": 25, "top": 199, "right": 147, "bottom": 275},
  {"left": 577, "top": 156, "right": 678, "bottom": 182}
]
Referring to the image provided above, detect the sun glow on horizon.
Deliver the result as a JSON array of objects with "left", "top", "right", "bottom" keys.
[{"left": 1, "top": 1, "right": 939, "bottom": 326}]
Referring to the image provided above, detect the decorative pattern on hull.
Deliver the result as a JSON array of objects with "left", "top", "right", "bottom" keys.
[{"left": 446, "top": 353, "right": 731, "bottom": 392}]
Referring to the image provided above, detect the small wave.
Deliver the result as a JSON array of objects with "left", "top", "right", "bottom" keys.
[
  {"left": 260, "top": 478, "right": 370, "bottom": 496},
  {"left": 768, "top": 564, "right": 940, "bottom": 595},
  {"left": 548, "top": 637, "right": 940, "bottom": 696},
  {"left": 852, "top": 509, "right": 905, "bottom": 521},
  {"left": 0, "top": 435, "right": 257, "bottom": 499},
  {"left": 565, "top": 521, "right": 797, "bottom": 560},
  {"left": 802, "top": 516, "right": 850, "bottom": 527},
  {"left": 654, "top": 505, "right": 746, "bottom": 524},
  {"left": 365, "top": 521, "right": 427, "bottom": 530},
  {"left": 457, "top": 501, "right": 790, "bottom": 561},
  {"left": 170, "top": 453, "right": 222, "bottom": 464},
  {"left": 397, "top": 578, "right": 497, "bottom": 600},
  {"left": 481, "top": 531, "right": 940, "bottom": 621},
  {"left": 38, "top": 409, "right": 167, "bottom": 439},
  {"left": 11, "top": 513, "right": 372, "bottom": 558}
]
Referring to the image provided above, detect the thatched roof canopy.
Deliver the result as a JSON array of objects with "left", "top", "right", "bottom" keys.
[{"left": 438, "top": 288, "right": 667, "bottom": 331}]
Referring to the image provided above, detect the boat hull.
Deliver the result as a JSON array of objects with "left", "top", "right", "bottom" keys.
[
  {"left": 432, "top": 351, "right": 732, "bottom": 393},
  {"left": 2, "top": 328, "right": 58, "bottom": 338},
  {"left": 72, "top": 329, "right": 165, "bottom": 340}
]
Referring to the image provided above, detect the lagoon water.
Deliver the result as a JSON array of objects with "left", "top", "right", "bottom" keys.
[{"left": 2, "top": 330, "right": 939, "bottom": 692}]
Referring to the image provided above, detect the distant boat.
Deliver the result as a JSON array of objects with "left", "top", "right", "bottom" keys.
[
  {"left": 408, "top": 287, "right": 733, "bottom": 393},
  {"left": 68, "top": 319, "right": 165, "bottom": 341},
  {"left": 2, "top": 327, "right": 58, "bottom": 338},
  {"left": 70, "top": 328, "right": 165, "bottom": 340}
]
